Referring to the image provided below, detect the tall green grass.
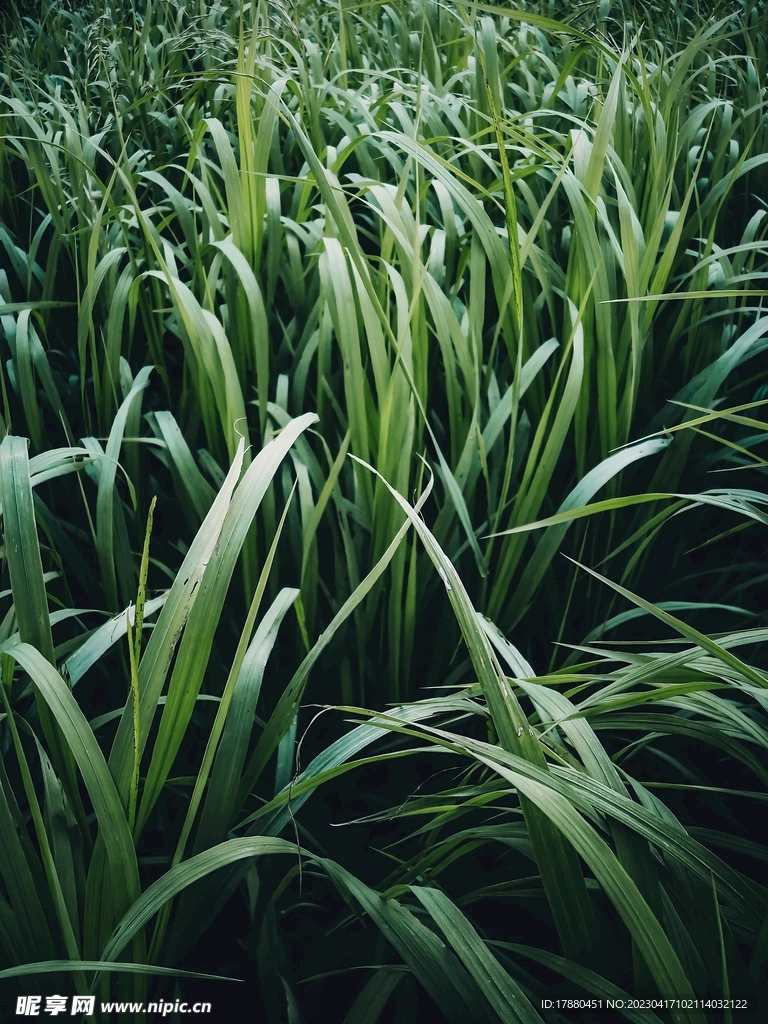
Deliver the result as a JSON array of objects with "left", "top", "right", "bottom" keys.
[
  {"left": 2, "top": 0, "right": 766, "bottom": 693},
  {"left": 1, "top": 0, "right": 767, "bottom": 1019}
]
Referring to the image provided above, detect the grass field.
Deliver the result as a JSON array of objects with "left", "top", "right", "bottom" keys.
[{"left": 1, "top": 0, "right": 767, "bottom": 1020}]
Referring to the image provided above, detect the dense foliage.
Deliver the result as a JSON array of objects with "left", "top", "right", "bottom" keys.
[{"left": 0, "top": 0, "right": 767, "bottom": 1020}]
